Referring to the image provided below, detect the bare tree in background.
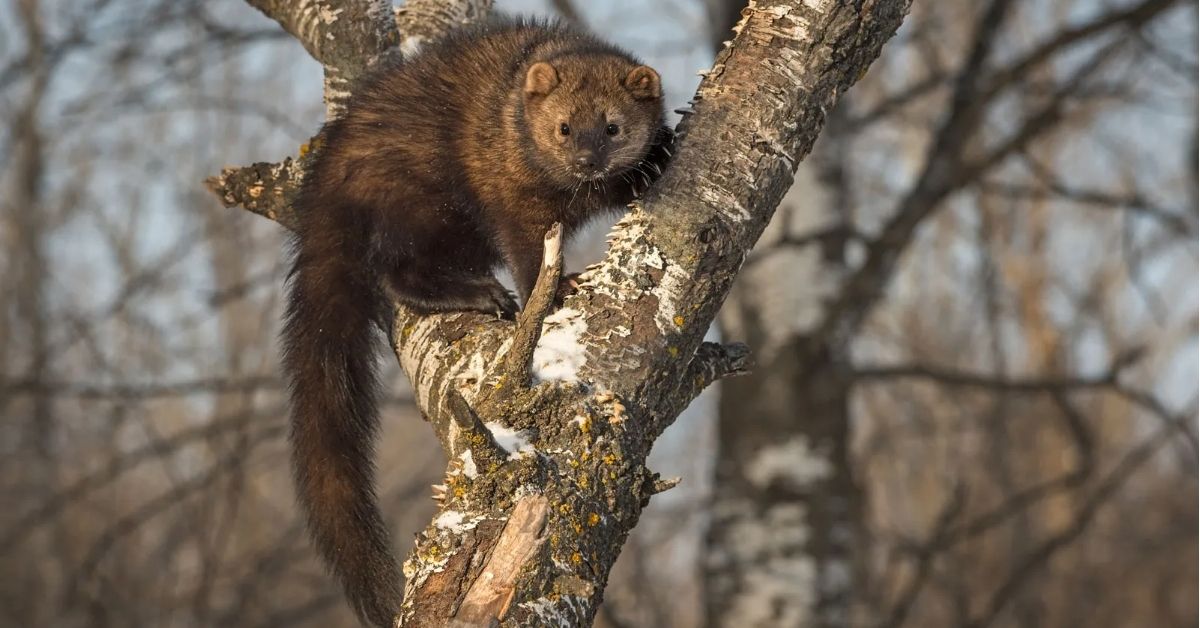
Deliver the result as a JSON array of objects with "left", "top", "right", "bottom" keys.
[
  {"left": 703, "top": 0, "right": 1197, "bottom": 627},
  {"left": 0, "top": 1, "right": 439, "bottom": 626}
]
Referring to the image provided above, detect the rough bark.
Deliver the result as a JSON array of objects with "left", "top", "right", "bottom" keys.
[{"left": 208, "top": 0, "right": 910, "bottom": 625}]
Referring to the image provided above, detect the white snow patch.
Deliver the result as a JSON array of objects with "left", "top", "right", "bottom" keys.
[
  {"left": 401, "top": 552, "right": 449, "bottom": 590},
  {"left": 520, "top": 595, "right": 588, "bottom": 627},
  {"left": 433, "top": 510, "right": 465, "bottom": 530},
  {"left": 644, "top": 246, "right": 665, "bottom": 269},
  {"left": 458, "top": 449, "right": 478, "bottom": 479},
  {"left": 532, "top": 307, "right": 588, "bottom": 383},
  {"left": 483, "top": 421, "right": 536, "bottom": 460},
  {"left": 433, "top": 510, "right": 485, "bottom": 534},
  {"left": 745, "top": 436, "right": 832, "bottom": 489}
]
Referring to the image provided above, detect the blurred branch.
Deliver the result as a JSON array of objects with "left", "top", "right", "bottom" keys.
[
  {"left": 875, "top": 486, "right": 968, "bottom": 628},
  {"left": 959, "top": 423, "right": 1178, "bottom": 628},
  {"left": 745, "top": 224, "right": 871, "bottom": 268},
  {"left": 977, "top": 0, "right": 1180, "bottom": 102},
  {"left": 0, "top": 409, "right": 284, "bottom": 555},
  {"left": 854, "top": 361, "right": 1198, "bottom": 454},
  {"left": 808, "top": 6, "right": 1158, "bottom": 360},
  {"left": 66, "top": 423, "right": 285, "bottom": 605},
  {"left": 877, "top": 398, "right": 1177, "bottom": 628},
  {"left": 938, "top": 394, "right": 1096, "bottom": 546},
  {"left": 847, "top": 0, "right": 1179, "bottom": 132},
  {"left": 981, "top": 180, "right": 1196, "bottom": 237},
  {"left": 854, "top": 363, "right": 1117, "bottom": 393},
  {"left": 0, "top": 375, "right": 283, "bottom": 400},
  {"left": 847, "top": 71, "right": 949, "bottom": 129},
  {"left": 549, "top": 0, "right": 584, "bottom": 26}
]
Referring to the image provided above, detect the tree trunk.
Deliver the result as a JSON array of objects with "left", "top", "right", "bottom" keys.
[
  {"left": 701, "top": 2, "right": 864, "bottom": 625},
  {"left": 707, "top": 116, "right": 864, "bottom": 628}
]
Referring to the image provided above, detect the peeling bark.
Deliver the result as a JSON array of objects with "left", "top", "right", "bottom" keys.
[{"left": 209, "top": 0, "right": 910, "bottom": 625}]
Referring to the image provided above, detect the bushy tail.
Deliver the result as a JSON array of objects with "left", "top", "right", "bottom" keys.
[{"left": 281, "top": 231, "right": 401, "bottom": 628}]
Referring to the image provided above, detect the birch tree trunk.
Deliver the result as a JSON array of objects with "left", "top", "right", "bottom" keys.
[
  {"left": 708, "top": 158, "right": 863, "bottom": 628},
  {"left": 702, "top": 2, "right": 864, "bottom": 626},
  {"left": 206, "top": 0, "right": 910, "bottom": 625}
]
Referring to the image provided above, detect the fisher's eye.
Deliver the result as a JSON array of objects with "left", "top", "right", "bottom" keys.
[
  {"left": 606, "top": 123, "right": 620, "bottom": 136},
  {"left": 559, "top": 123, "right": 571, "bottom": 136}
]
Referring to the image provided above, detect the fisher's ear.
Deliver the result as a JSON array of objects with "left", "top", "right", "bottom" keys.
[
  {"left": 623, "top": 65, "right": 661, "bottom": 100},
  {"left": 524, "top": 62, "right": 560, "bottom": 97}
]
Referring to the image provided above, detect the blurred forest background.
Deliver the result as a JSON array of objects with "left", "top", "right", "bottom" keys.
[{"left": 0, "top": 0, "right": 1195, "bottom": 627}]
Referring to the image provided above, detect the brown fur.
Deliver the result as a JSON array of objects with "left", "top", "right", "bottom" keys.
[{"left": 281, "top": 16, "right": 670, "bottom": 627}]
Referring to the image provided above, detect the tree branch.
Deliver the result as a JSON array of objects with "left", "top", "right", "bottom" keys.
[
  {"left": 247, "top": 0, "right": 399, "bottom": 117},
  {"left": 505, "top": 223, "right": 564, "bottom": 389},
  {"left": 394, "top": 0, "right": 493, "bottom": 52},
  {"left": 205, "top": 157, "right": 304, "bottom": 230}
]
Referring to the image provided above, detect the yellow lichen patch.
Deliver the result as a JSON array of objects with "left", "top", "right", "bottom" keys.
[
  {"left": 559, "top": 503, "right": 572, "bottom": 515},
  {"left": 571, "top": 552, "right": 582, "bottom": 564},
  {"left": 668, "top": 346, "right": 680, "bottom": 358},
  {"left": 577, "top": 474, "right": 590, "bottom": 489},
  {"left": 580, "top": 450, "right": 591, "bottom": 462},
  {"left": 576, "top": 415, "right": 592, "bottom": 433},
  {"left": 401, "top": 324, "right": 416, "bottom": 340},
  {"left": 602, "top": 453, "right": 616, "bottom": 465},
  {"left": 673, "top": 315, "right": 685, "bottom": 327},
  {"left": 572, "top": 522, "right": 583, "bottom": 534},
  {"left": 587, "top": 513, "right": 600, "bottom": 527}
]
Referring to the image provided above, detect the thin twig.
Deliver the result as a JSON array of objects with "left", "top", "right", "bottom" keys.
[{"left": 504, "top": 223, "right": 564, "bottom": 388}]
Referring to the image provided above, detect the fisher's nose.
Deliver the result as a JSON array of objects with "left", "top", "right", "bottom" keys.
[{"left": 574, "top": 151, "right": 599, "bottom": 171}]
